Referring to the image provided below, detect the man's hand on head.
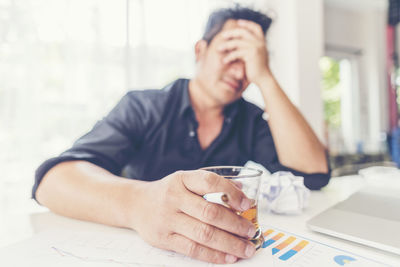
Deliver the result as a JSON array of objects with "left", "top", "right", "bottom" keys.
[
  {"left": 129, "top": 170, "right": 257, "bottom": 264},
  {"left": 217, "top": 19, "right": 272, "bottom": 86}
]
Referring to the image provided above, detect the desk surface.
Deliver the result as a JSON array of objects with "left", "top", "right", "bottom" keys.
[{"left": 1, "top": 175, "right": 399, "bottom": 266}]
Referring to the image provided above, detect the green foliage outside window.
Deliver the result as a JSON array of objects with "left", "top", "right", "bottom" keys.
[{"left": 320, "top": 56, "right": 341, "bottom": 129}]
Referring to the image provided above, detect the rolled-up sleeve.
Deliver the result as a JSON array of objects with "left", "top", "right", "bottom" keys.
[
  {"left": 32, "top": 92, "right": 147, "bottom": 200},
  {"left": 251, "top": 114, "right": 331, "bottom": 190}
]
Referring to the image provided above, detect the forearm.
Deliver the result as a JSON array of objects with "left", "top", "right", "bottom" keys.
[
  {"left": 35, "top": 162, "right": 260, "bottom": 263},
  {"left": 257, "top": 74, "right": 328, "bottom": 173},
  {"left": 35, "top": 160, "right": 144, "bottom": 229}
]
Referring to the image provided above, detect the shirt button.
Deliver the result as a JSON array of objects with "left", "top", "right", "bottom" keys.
[
  {"left": 225, "top": 117, "right": 232, "bottom": 123},
  {"left": 262, "top": 112, "right": 270, "bottom": 121},
  {"left": 189, "top": 130, "right": 196, "bottom": 137}
]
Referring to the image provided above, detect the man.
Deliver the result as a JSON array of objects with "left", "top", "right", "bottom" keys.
[{"left": 33, "top": 6, "right": 329, "bottom": 264}]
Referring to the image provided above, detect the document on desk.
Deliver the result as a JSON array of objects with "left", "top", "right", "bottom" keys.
[
  {"left": 0, "top": 228, "right": 272, "bottom": 267},
  {"left": 260, "top": 225, "right": 393, "bottom": 267},
  {"left": 0, "top": 225, "right": 393, "bottom": 267}
]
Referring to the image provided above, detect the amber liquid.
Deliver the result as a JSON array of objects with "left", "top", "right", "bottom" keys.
[{"left": 237, "top": 205, "right": 264, "bottom": 249}]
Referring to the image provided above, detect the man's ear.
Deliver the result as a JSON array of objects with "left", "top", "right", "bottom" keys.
[{"left": 195, "top": 40, "right": 207, "bottom": 62}]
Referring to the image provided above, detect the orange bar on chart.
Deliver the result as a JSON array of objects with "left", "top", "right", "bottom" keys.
[
  {"left": 279, "top": 240, "right": 309, "bottom": 261},
  {"left": 272, "top": 236, "right": 296, "bottom": 255},
  {"left": 263, "top": 229, "right": 274, "bottom": 237},
  {"left": 293, "top": 240, "right": 309, "bottom": 251},
  {"left": 262, "top": 233, "right": 284, "bottom": 248}
]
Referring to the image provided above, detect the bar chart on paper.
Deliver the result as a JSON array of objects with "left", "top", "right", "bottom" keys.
[
  {"left": 0, "top": 226, "right": 395, "bottom": 267},
  {"left": 259, "top": 225, "right": 393, "bottom": 267}
]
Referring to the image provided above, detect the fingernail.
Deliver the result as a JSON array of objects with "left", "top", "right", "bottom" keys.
[
  {"left": 240, "top": 198, "right": 251, "bottom": 211},
  {"left": 245, "top": 244, "right": 256, "bottom": 257},
  {"left": 225, "top": 254, "right": 237, "bottom": 263},
  {"left": 247, "top": 226, "right": 256, "bottom": 239}
]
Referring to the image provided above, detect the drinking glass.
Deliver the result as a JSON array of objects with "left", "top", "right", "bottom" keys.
[{"left": 202, "top": 166, "right": 264, "bottom": 249}]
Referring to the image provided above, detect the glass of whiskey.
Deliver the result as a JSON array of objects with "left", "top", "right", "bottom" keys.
[{"left": 201, "top": 166, "right": 264, "bottom": 249}]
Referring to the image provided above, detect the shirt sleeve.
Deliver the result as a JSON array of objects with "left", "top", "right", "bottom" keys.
[
  {"left": 32, "top": 92, "right": 147, "bottom": 200},
  {"left": 251, "top": 114, "right": 331, "bottom": 190}
]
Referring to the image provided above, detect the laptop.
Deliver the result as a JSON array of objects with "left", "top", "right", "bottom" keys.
[{"left": 307, "top": 186, "right": 400, "bottom": 255}]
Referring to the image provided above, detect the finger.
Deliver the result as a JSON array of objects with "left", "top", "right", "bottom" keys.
[
  {"left": 237, "top": 19, "right": 264, "bottom": 37},
  {"left": 217, "top": 39, "right": 250, "bottom": 53},
  {"left": 221, "top": 28, "right": 256, "bottom": 41},
  {"left": 223, "top": 50, "right": 246, "bottom": 64},
  {"left": 167, "top": 233, "right": 238, "bottom": 264},
  {"left": 178, "top": 191, "right": 256, "bottom": 239},
  {"left": 180, "top": 170, "right": 253, "bottom": 211},
  {"left": 231, "top": 180, "right": 243, "bottom": 189},
  {"left": 172, "top": 212, "right": 256, "bottom": 259}
]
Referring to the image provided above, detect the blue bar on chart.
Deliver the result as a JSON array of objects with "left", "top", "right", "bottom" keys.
[
  {"left": 279, "top": 240, "right": 309, "bottom": 261},
  {"left": 272, "top": 236, "right": 296, "bottom": 255},
  {"left": 262, "top": 232, "right": 284, "bottom": 248}
]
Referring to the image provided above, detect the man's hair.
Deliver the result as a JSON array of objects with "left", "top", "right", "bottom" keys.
[{"left": 202, "top": 5, "right": 272, "bottom": 44}]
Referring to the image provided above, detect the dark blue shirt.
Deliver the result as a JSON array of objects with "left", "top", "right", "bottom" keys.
[{"left": 32, "top": 79, "right": 330, "bottom": 199}]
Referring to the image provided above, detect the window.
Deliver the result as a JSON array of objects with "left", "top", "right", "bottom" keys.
[
  {"left": 0, "top": 0, "right": 238, "bottom": 215},
  {"left": 320, "top": 56, "right": 361, "bottom": 155}
]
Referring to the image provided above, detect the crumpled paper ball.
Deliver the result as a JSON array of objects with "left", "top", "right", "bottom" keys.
[
  {"left": 260, "top": 171, "right": 310, "bottom": 214},
  {"left": 244, "top": 161, "right": 310, "bottom": 215}
]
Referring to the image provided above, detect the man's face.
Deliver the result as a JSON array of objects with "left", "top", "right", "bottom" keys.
[{"left": 195, "top": 19, "right": 250, "bottom": 106}]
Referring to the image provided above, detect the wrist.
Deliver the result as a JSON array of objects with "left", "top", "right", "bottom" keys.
[
  {"left": 121, "top": 179, "right": 148, "bottom": 230},
  {"left": 255, "top": 72, "right": 279, "bottom": 94},
  {"left": 253, "top": 69, "right": 275, "bottom": 88}
]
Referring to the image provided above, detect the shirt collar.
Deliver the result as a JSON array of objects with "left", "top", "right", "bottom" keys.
[
  {"left": 223, "top": 98, "right": 241, "bottom": 121},
  {"left": 178, "top": 79, "right": 193, "bottom": 118},
  {"left": 177, "top": 78, "right": 242, "bottom": 120}
]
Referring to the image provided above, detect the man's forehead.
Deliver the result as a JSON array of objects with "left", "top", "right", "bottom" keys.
[
  {"left": 221, "top": 19, "right": 240, "bottom": 31},
  {"left": 211, "top": 19, "right": 240, "bottom": 44}
]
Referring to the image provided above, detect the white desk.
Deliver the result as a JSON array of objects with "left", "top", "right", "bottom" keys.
[
  {"left": 1, "top": 175, "right": 400, "bottom": 266},
  {"left": 259, "top": 175, "right": 400, "bottom": 266}
]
